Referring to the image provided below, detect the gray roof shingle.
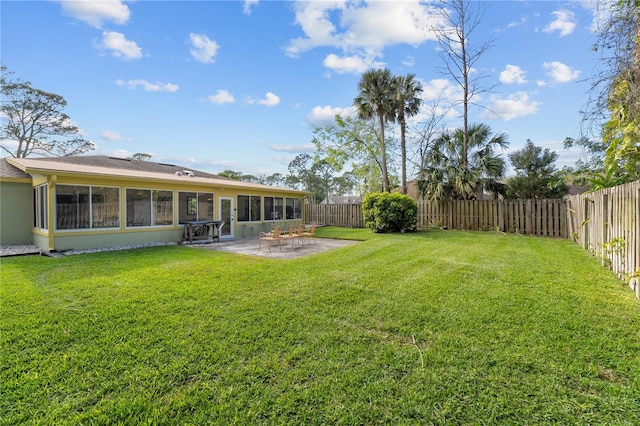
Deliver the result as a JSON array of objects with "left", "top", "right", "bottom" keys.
[
  {"left": 21, "top": 155, "right": 229, "bottom": 180},
  {"left": 0, "top": 158, "right": 31, "bottom": 179},
  {"left": 1, "top": 155, "right": 238, "bottom": 182}
]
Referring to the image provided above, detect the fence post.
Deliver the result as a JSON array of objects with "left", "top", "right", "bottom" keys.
[
  {"left": 602, "top": 193, "right": 609, "bottom": 263},
  {"left": 524, "top": 199, "right": 532, "bottom": 235},
  {"left": 635, "top": 186, "right": 640, "bottom": 298},
  {"left": 583, "top": 198, "right": 590, "bottom": 250}
]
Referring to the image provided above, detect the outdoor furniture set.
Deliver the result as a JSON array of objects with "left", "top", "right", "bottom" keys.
[{"left": 259, "top": 223, "right": 316, "bottom": 252}]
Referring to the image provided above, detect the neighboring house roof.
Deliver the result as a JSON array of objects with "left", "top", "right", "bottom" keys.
[
  {"left": 567, "top": 185, "right": 589, "bottom": 196},
  {"left": 392, "top": 181, "right": 420, "bottom": 199},
  {"left": 320, "top": 195, "right": 363, "bottom": 204},
  {"left": 4, "top": 156, "right": 307, "bottom": 195},
  {"left": 0, "top": 158, "right": 31, "bottom": 180}
]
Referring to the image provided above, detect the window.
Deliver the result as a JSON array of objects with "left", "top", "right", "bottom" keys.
[
  {"left": 56, "top": 185, "right": 90, "bottom": 229},
  {"left": 187, "top": 196, "right": 197, "bottom": 215},
  {"left": 263, "top": 196, "right": 284, "bottom": 221},
  {"left": 154, "top": 190, "right": 174, "bottom": 225},
  {"left": 92, "top": 187, "right": 120, "bottom": 228},
  {"left": 33, "top": 185, "right": 48, "bottom": 230},
  {"left": 126, "top": 189, "right": 151, "bottom": 227},
  {"left": 237, "top": 195, "right": 261, "bottom": 222},
  {"left": 286, "top": 197, "right": 302, "bottom": 220},
  {"left": 56, "top": 185, "right": 121, "bottom": 230},
  {"left": 178, "top": 192, "right": 213, "bottom": 223},
  {"left": 127, "top": 189, "right": 174, "bottom": 227}
]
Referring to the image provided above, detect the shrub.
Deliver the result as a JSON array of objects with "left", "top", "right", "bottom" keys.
[{"left": 362, "top": 192, "right": 418, "bottom": 233}]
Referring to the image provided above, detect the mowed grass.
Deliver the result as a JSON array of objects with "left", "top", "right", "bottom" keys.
[{"left": 1, "top": 228, "right": 639, "bottom": 425}]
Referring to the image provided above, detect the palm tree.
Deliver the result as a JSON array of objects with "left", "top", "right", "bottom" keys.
[
  {"left": 418, "top": 123, "right": 509, "bottom": 200},
  {"left": 354, "top": 68, "right": 395, "bottom": 192},
  {"left": 393, "top": 74, "right": 423, "bottom": 194}
]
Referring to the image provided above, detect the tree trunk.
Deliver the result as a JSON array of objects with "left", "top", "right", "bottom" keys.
[
  {"left": 400, "top": 112, "right": 407, "bottom": 194},
  {"left": 378, "top": 110, "right": 389, "bottom": 192}
]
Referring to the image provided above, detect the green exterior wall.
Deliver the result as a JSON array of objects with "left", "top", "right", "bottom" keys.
[
  {"left": 0, "top": 181, "right": 33, "bottom": 245},
  {"left": 51, "top": 229, "right": 184, "bottom": 251}
]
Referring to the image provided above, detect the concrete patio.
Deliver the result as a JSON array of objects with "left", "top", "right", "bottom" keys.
[
  {"left": 0, "top": 237, "right": 359, "bottom": 259},
  {"left": 184, "top": 237, "right": 359, "bottom": 259}
]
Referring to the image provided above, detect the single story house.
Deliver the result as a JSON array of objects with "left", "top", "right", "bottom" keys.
[{"left": 0, "top": 156, "right": 308, "bottom": 252}]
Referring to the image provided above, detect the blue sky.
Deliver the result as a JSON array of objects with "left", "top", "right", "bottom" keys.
[{"left": 2, "top": 0, "right": 606, "bottom": 179}]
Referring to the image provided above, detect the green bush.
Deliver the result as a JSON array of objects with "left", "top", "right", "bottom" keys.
[{"left": 362, "top": 192, "right": 418, "bottom": 233}]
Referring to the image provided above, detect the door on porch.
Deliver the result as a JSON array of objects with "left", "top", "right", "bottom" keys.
[{"left": 219, "top": 197, "right": 233, "bottom": 239}]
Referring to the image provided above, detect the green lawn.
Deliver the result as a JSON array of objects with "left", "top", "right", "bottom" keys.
[{"left": 1, "top": 228, "right": 639, "bottom": 425}]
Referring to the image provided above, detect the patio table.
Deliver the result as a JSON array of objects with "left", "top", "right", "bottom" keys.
[{"left": 183, "top": 220, "right": 225, "bottom": 244}]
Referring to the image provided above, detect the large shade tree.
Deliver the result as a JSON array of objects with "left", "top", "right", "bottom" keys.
[
  {"left": 311, "top": 115, "right": 391, "bottom": 194},
  {"left": 353, "top": 68, "right": 396, "bottom": 192},
  {"left": 418, "top": 123, "right": 509, "bottom": 200},
  {"left": 393, "top": 74, "right": 423, "bottom": 194},
  {"left": 0, "top": 64, "right": 94, "bottom": 158}
]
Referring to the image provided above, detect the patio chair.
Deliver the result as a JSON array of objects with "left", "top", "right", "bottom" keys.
[
  {"left": 281, "top": 225, "right": 303, "bottom": 246},
  {"left": 294, "top": 224, "right": 304, "bottom": 243},
  {"left": 259, "top": 226, "right": 282, "bottom": 251},
  {"left": 301, "top": 223, "right": 316, "bottom": 244}
]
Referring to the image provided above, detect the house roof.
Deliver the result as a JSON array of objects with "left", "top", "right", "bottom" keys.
[
  {"left": 319, "top": 195, "right": 363, "bottom": 204},
  {"left": 4, "top": 156, "right": 307, "bottom": 195},
  {"left": 8, "top": 155, "right": 226, "bottom": 178},
  {"left": 0, "top": 158, "right": 31, "bottom": 180}
]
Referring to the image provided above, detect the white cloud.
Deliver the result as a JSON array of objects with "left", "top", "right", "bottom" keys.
[
  {"left": 402, "top": 55, "right": 416, "bottom": 67},
  {"left": 243, "top": 0, "right": 259, "bottom": 15},
  {"left": 506, "top": 16, "right": 528, "bottom": 30},
  {"left": 500, "top": 65, "right": 527, "bottom": 84},
  {"left": 285, "top": 1, "right": 441, "bottom": 72},
  {"left": 189, "top": 33, "right": 220, "bottom": 64},
  {"left": 268, "top": 143, "right": 315, "bottom": 153},
  {"left": 98, "top": 31, "right": 142, "bottom": 60},
  {"left": 207, "top": 90, "right": 235, "bottom": 104},
  {"left": 95, "top": 148, "right": 132, "bottom": 159},
  {"left": 323, "top": 54, "right": 376, "bottom": 74},
  {"left": 542, "top": 61, "right": 580, "bottom": 83},
  {"left": 285, "top": 1, "right": 341, "bottom": 57},
  {"left": 543, "top": 10, "right": 577, "bottom": 37},
  {"left": 100, "top": 130, "right": 123, "bottom": 141},
  {"left": 307, "top": 105, "right": 357, "bottom": 126},
  {"left": 421, "top": 78, "right": 461, "bottom": 102},
  {"left": 59, "top": 0, "right": 130, "bottom": 28},
  {"left": 480, "top": 92, "right": 541, "bottom": 121},
  {"left": 339, "top": 1, "right": 440, "bottom": 49},
  {"left": 585, "top": 0, "right": 610, "bottom": 33},
  {"left": 247, "top": 92, "right": 280, "bottom": 107},
  {"left": 116, "top": 79, "right": 179, "bottom": 92}
]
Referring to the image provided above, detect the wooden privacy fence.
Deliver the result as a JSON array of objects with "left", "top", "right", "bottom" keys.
[
  {"left": 417, "top": 199, "right": 567, "bottom": 237},
  {"left": 306, "top": 199, "right": 567, "bottom": 237},
  {"left": 306, "top": 203, "right": 365, "bottom": 228},
  {"left": 566, "top": 180, "right": 639, "bottom": 298}
]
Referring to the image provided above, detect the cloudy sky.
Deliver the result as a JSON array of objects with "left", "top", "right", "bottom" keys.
[{"left": 2, "top": 0, "right": 606, "bottom": 178}]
